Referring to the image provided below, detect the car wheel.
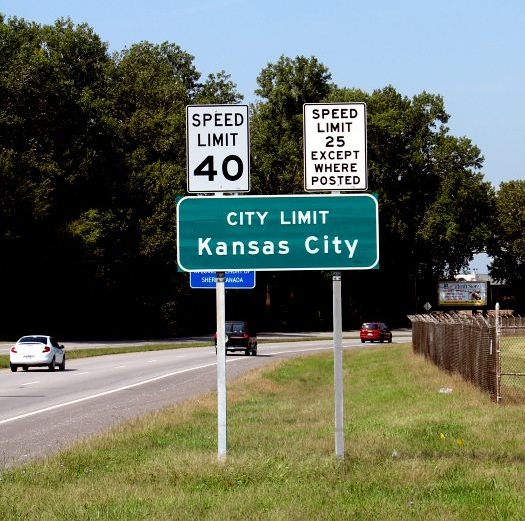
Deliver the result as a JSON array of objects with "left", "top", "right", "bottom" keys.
[
  {"left": 388, "top": 337, "right": 392, "bottom": 343},
  {"left": 244, "top": 349, "right": 250, "bottom": 356},
  {"left": 10, "top": 363, "right": 17, "bottom": 372},
  {"left": 22, "top": 365, "right": 28, "bottom": 371},
  {"left": 48, "top": 357, "right": 55, "bottom": 371},
  {"left": 361, "top": 339, "right": 365, "bottom": 343},
  {"left": 59, "top": 354, "right": 66, "bottom": 371},
  {"left": 380, "top": 337, "right": 384, "bottom": 343}
]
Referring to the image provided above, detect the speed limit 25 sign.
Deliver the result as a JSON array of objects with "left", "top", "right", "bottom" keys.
[
  {"left": 303, "top": 102, "right": 367, "bottom": 192},
  {"left": 186, "top": 104, "right": 250, "bottom": 193}
]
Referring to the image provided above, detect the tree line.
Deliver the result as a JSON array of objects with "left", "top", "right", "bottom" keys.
[{"left": 0, "top": 16, "right": 523, "bottom": 338}]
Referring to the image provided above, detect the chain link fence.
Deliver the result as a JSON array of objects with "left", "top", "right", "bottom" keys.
[
  {"left": 409, "top": 311, "right": 525, "bottom": 404},
  {"left": 499, "top": 317, "right": 525, "bottom": 404}
]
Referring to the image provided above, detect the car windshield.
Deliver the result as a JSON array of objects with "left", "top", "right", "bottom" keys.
[
  {"left": 19, "top": 336, "right": 47, "bottom": 344},
  {"left": 226, "top": 322, "right": 245, "bottom": 333},
  {"left": 362, "top": 323, "right": 379, "bottom": 330}
]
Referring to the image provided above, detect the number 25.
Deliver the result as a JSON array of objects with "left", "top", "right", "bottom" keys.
[{"left": 326, "top": 136, "right": 345, "bottom": 147}]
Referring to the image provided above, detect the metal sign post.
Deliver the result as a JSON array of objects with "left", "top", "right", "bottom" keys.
[
  {"left": 216, "top": 271, "right": 227, "bottom": 460},
  {"left": 332, "top": 270, "right": 344, "bottom": 458},
  {"left": 303, "top": 102, "right": 368, "bottom": 461},
  {"left": 185, "top": 104, "right": 251, "bottom": 461}
]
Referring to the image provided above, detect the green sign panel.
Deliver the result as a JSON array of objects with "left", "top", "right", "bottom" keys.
[{"left": 177, "top": 194, "right": 379, "bottom": 271}]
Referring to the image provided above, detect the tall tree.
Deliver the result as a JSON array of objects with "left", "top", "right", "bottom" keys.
[
  {"left": 105, "top": 42, "right": 242, "bottom": 333},
  {"left": 250, "top": 55, "right": 332, "bottom": 194},
  {"left": 248, "top": 56, "right": 334, "bottom": 329},
  {"left": 0, "top": 16, "right": 117, "bottom": 335},
  {"left": 327, "top": 86, "right": 494, "bottom": 279},
  {"left": 250, "top": 58, "right": 495, "bottom": 324},
  {"left": 0, "top": 16, "right": 243, "bottom": 336},
  {"left": 195, "top": 70, "right": 242, "bottom": 105},
  {"left": 488, "top": 180, "right": 525, "bottom": 295},
  {"left": 328, "top": 86, "right": 495, "bottom": 318}
]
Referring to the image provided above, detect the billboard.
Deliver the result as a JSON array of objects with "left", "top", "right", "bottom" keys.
[{"left": 438, "top": 281, "right": 488, "bottom": 307}]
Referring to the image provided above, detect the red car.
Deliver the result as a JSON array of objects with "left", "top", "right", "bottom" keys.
[{"left": 360, "top": 322, "right": 392, "bottom": 343}]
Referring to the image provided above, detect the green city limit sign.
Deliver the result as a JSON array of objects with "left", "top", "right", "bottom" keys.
[{"left": 177, "top": 194, "right": 379, "bottom": 271}]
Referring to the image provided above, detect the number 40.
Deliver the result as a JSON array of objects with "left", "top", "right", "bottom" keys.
[{"left": 194, "top": 155, "right": 243, "bottom": 181}]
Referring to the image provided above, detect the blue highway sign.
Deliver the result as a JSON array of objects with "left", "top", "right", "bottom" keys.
[{"left": 190, "top": 271, "right": 256, "bottom": 289}]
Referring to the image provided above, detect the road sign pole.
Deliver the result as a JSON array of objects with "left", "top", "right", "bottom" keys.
[
  {"left": 333, "top": 270, "right": 344, "bottom": 459},
  {"left": 216, "top": 271, "right": 227, "bottom": 460}
]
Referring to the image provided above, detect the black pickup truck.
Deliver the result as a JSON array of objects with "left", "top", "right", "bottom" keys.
[{"left": 215, "top": 320, "right": 257, "bottom": 356}]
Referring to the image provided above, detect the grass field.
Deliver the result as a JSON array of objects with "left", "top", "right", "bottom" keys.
[
  {"left": 1, "top": 343, "right": 525, "bottom": 520},
  {"left": 500, "top": 334, "right": 525, "bottom": 400},
  {"left": 500, "top": 334, "right": 525, "bottom": 372}
]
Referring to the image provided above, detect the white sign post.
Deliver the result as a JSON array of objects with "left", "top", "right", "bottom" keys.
[
  {"left": 332, "top": 270, "right": 344, "bottom": 458},
  {"left": 303, "top": 102, "right": 367, "bottom": 192},
  {"left": 186, "top": 103, "right": 250, "bottom": 461},
  {"left": 186, "top": 104, "right": 250, "bottom": 193},
  {"left": 303, "top": 102, "right": 368, "bottom": 460},
  {"left": 216, "top": 271, "right": 227, "bottom": 460}
]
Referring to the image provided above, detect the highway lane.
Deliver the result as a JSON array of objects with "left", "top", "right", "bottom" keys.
[
  {"left": 0, "top": 335, "right": 411, "bottom": 468},
  {"left": 0, "top": 329, "right": 413, "bottom": 354}
]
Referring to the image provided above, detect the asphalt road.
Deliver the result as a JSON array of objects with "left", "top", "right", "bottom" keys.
[
  {"left": 0, "top": 333, "right": 411, "bottom": 468},
  {"left": 0, "top": 330, "right": 409, "bottom": 354}
]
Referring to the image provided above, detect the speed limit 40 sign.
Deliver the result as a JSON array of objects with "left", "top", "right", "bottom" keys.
[{"left": 186, "top": 104, "right": 250, "bottom": 193}]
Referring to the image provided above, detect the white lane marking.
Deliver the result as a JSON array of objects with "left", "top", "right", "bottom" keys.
[
  {"left": 115, "top": 366, "right": 127, "bottom": 369},
  {"left": 0, "top": 362, "right": 216, "bottom": 425},
  {"left": 147, "top": 360, "right": 157, "bottom": 363},
  {"left": 20, "top": 381, "right": 40, "bottom": 386},
  {"left": 74, "top": 372, "right": 89, "bottom": 376},
  {"left": 0, "top": 345, "right": 333, "bottom": 426}
]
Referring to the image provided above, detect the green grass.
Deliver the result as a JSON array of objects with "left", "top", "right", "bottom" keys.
[
  {"left": 2, "top": 343, "right": 525, "bottom": 520},
  {"left": 500, "top": 335, "right": 525, "bottom": 399},
  {"left": 500, "top": 335, "right": 525, "bottom": 372}
]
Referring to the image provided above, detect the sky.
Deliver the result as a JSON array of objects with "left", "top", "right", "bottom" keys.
[{"left": 2, "top": 0, "right": 524, "bottom": 271}]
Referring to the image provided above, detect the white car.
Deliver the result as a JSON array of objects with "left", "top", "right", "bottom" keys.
[{"left": 10, "top": 335, "right": 66, "bottom": 372}]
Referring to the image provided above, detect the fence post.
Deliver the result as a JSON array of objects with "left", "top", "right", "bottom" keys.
[{"left": 495, "top": 302, "right": 502, "bottom": 404}]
